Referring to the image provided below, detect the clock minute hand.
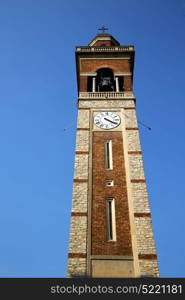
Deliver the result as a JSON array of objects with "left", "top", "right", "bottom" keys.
[{"left": 104, "top": 117, "right": 118, "bottom": 125}]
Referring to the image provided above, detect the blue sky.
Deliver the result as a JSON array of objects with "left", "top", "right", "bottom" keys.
[{"left": 0, "top": 0, "right": 185, "bottom": 277}]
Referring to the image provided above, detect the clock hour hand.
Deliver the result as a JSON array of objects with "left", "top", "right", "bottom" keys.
[{"left": 104, "top": 117, "right": 118, "bottom": 125}]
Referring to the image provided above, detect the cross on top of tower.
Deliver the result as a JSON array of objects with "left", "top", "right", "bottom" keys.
[{"left": 98, "top": 25, "right": 109, "bottom": 33}]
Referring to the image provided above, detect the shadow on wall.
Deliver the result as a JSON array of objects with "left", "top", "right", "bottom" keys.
[{"left": 67, "top": 274, "right": 89, "bottom": 278}]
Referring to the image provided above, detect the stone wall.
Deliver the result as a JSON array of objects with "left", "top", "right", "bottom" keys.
[
  {"left": 74, "top": 154, "right": 89, "bottom": 179},
  {"left": 67, "top": 258, "right": 87, "bottom": 277},
  {"left": 125, "top": 107, "right": 160, "bottom": 277},
  {"left": 135, "top": 217, "right": 157, "bottom": 254},
  {"left": 76, "top": 130, "right": 89, "bottom": 151},
  {"left": 78, "top": 99, "right": 135, "bottom": 109},
  {"left": 139, "top": 260, "right": 160, "bottom": 277},
  {"left": 124, "top": 109, "right": 138, "bottom": 128},
  {"left": 77, "top": 109, "right": 90, "bottom": 128},
  {"left": 67, "top": 108, "right": 90, "bottom": 277},
  {"left": 126, "top": 130, "right": 141, "bottom": 152},
  {"left": 71, "top": 182, "right": 88, "bottom": 213},
  {"left": 128, "top": 154, "right": 145, "bottom": 180},
  {"left": 131, "top": 182, "right": 150, "bottom": 213},
  {"left": 68, "top": 216, "right": 87, "bottom": 254}
]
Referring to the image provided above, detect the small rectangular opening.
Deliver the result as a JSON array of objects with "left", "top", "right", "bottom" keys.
[
  {"left": 107, "top": 198, "right": 116, "bottom": 241},
  {"left": 105, "top": 180, "right": 114, "bottom": 187},
  {"left": 105, "top": 140, "right": 113, "bottom": 170}
]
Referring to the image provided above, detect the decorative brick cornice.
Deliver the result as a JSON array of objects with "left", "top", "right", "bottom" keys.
[
  {"left": 77, "top": 128, "right": 90, "bottom": 131},
  {"left": 131, "top": 179, "right": 146, "bottom": 183},
  {"left": 128, "top": 151, "right": 142, "bottom": 155},
  {"left": 138, "top": 254, "right": 157, "bottom": 260},
  {"left": 73, "top": 179, "right": 88, "bottom": 183},
  {"left": 68, "top": 253, "right": 87, "bottom": 258},
  {"left": 126, "top": 127, "right": 138, "bottom": 130},
  {"left": 71, "top": 212, "right": 87, "bottom": 217},
  {"left": 78, "top": 108, "right": 90, "bottom": 110},
  {"left": 75, "top": 151, "right": 89, "bottom": 155},
  {"left": 134, "top": 213, "right": 151, "bottom": 218}
]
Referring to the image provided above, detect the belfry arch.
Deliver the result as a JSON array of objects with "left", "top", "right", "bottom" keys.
[{"left": 96, "top": 68, "right": 115, "bottom": 92}]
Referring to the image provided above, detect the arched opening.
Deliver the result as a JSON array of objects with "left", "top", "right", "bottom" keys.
[{"left": 96, "top": 68, "right": 115, "bottom": 92}]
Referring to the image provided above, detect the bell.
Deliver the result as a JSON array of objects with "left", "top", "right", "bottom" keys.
[{"left": 101, "top": 77, "right": 111, "bottom": 87}]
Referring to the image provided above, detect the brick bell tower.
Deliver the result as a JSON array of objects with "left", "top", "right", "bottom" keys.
[{"left": 67, "top": 30, "right": 159, "bottom": 278}]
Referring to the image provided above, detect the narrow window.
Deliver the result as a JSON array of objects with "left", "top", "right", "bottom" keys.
[
  {"left": 105, "top": 140, "right": 113, "bottom": 169},
  {"left": 87, "top": 76, "right": 93, "bottom": 92},
  {"left": 107, "top": 198, "right": 116, "bottom": 241},
  {"left": 119, "top": 76, "right": 124, "bottom": 91}
]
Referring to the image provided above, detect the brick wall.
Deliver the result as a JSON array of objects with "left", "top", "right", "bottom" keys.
[
  {"left": 81, "top": 59, "right": 131, "bottom": 73},
  {"left": 91, "top": 131, "right": 133, "bottom": 256},
  {"left": 67, "top": 109, "right": 90, "bottom": 277},
  {"left": 79, "top": 59, "right": 132, "bottom": 92}
]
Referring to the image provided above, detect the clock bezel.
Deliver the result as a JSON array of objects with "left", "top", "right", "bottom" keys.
[{"left": 94, "top": 111, "right": 121, "bottom": 130}]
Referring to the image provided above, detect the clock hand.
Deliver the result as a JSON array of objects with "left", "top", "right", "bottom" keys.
[{"left": 104, "top": 117, "right": 118, "bottom": 125}]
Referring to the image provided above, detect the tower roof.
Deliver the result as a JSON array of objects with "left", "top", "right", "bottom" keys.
[{"left": 88, "top": 33, "right": 120, "bottom": 47}]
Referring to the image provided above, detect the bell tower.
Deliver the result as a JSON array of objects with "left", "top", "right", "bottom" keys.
[{"left": 67, "top": 31, "right": 159, "bottom": 278}]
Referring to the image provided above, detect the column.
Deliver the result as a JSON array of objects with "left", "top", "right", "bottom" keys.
[
  {"left": 115, "top": 77, "right": 119, "bottom": 92},
  {"left": 92, "top": 77, "right": 96, "bottom": 92}
]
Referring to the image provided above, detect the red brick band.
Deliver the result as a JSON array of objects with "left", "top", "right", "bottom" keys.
[
  {"left": 131, "top": 179, "right": 146, "bottom": 183},
  {"left": 134, "top": 213, "right": 151, "bottom": 217},
  {"left": 68, "top": 253, "right": 87, "bottom": 258},
  {"left": 77, "top": 128, "right": 90, "bottom": 131},
  {"left": 128, "top": 151, "right": 142, "bottom": 155},
  {"left": 78, "top": 108, "right": 90, "bottom": 110},
  {"left": 126, "top": 127, "right": 138, "bottom": 130},
  {"left": 73, "top": 179, "right": 88, "bottom": 183},
  {"left": 75, "top": 151, "right": 89, "bottom": 155},
  {"left": 138, "top": 254, "right": 157, "bottom": 260},
  {"left": 124, "top": 107, "right": 136, "bottom": 110},
  {"left": 71, "top": 212, "right": 87, "bottom": 217}
]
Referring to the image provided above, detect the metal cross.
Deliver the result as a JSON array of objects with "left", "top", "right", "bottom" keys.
[{"left": 98, "top": 26, "right": 109, "bottom": 33}]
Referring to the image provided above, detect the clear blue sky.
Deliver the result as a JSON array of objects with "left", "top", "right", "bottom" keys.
[{"left": 0, "top": 0, "right": 185, "bottom": 278}]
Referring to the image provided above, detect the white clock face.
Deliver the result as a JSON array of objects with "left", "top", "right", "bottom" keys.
[{"left": 94, "top": 112, "right": 121, "bottom": 130}]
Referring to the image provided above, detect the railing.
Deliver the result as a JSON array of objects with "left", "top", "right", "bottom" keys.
[
  {"left": 76, "top": 46, "right": 134, "bottom": 52},
  {"left": 79, "top": 92, "right": 134, "bottom": 99}
]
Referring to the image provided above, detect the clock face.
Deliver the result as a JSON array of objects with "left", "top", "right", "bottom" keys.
[{"left": 94, "top": 112, "right": 121, "bottom": 130}]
